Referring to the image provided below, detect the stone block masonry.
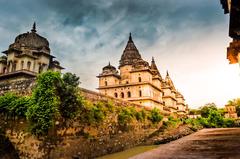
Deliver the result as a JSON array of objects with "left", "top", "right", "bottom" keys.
[{"left": 0, "top": 79, "right": 166, "bottom": 159}]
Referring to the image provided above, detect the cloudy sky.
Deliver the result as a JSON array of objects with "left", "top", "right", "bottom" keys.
[{"left": 0, "top": 0, "right": 239, "bottom": 108}]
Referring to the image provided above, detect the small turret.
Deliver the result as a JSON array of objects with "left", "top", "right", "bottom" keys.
[
  {"left": 150, "top": 57, "right": 162, "bottom": 79},
  {"left": 31, "top": 22, "right": 37, "bottom": 33},
  {"left": 102, "top": 62, "right": 118, "bottom": 75}
]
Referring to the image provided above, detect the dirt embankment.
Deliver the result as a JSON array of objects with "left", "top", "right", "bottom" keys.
[{"left": 143, "top": 124, "right": 197, "bottom": 145}]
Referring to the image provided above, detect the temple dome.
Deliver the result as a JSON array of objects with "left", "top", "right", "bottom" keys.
[
  {"left": 102, "top": 62, "right": 118, "bottom": 75},
  {"left": 119, "top": 33, "right": 144, "bottom": 67},
  {"left": 103, "top": 62, "right": 116, "bottom": 70},
  {"left": 9, "top": 23, "right": 50, "bottom": 52}
]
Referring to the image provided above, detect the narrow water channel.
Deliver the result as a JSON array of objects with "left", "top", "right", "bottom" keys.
[{"left": 97, "top": 145, "right": 159, "bottom": 159}]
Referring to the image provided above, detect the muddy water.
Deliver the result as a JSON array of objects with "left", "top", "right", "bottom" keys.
[{"left": 97, "top": 145, "right": 158, "bottom": 159}]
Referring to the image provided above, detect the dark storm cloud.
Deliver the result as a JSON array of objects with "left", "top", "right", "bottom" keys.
[{"left": 39, "top": 0, "right": 224, "bottom": 44}]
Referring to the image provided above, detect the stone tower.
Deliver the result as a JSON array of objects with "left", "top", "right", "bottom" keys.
[{"left": 97, "top": 33, "right": 187, "bottom": 114}]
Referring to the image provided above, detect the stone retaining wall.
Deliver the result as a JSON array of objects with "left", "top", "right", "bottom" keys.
[{"left": 0, "top": 79, "right": 171, "bottom": 159}]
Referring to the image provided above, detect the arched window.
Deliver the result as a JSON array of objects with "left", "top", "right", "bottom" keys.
[
  {"left": 139, "top": 90, "right": 142, "bottom": 97},
  {"left": 126, "top": 81, "right": 129, "bottom": 84},
  {"left": 21, "top": 61, "right": 24, "bottom": 70},
  {"left": 138, "top": 77, "right": 142, "bottom": 82},
  {"left": 7, "top": 62, "right": 11, "bottom": 72},
  {"left": 114, "top": 93, "right": 118, "bottom": 98},
  {"left": 27, "top": 61, "right": 31, "bottom": 71},
  {"left": 127, "top": 91, "right": 131, "bottom": 98},
  {"left": 12, "top": 61, "right": 17, "bottom": 72},
  {"left": 121, "top": 92, "right": 124, "bottom": 98},
  {"left": 3, "top": 67, "right": 6, "bottom": 74},
  {"left": 38, "top": 64, "right": 43, "bottom": 73},
  {"left": 105, "top": 81, "right": 108, "bottom": 86}
]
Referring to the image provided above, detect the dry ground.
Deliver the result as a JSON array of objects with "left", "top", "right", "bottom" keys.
[{"left": 130, "top": 128, "right": 240, "bottom": 159}]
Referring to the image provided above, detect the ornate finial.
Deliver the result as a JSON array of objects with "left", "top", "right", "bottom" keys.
[
  {"left": 31, "top": 22, "right": 36, "bottom": 33},
  {"left": 108, "top": 62, "right": 111, "bottom": 66},
  {"left": 152, "top": 57, "right": 155, "bottom": 62},
  {"left": 166, "top": 70, "right": 169, "bottom": 76},
  {"left": 129, "top": 32, "right": 133, "bottom": 42}
]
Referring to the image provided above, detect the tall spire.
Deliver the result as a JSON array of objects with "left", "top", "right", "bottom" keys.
[
  {"left": 129, "top": 32, "right": 133, "bottom": 42},
  {"left": 152, "top": 57, "right": 155, "bottom": 62},
  {"left": 31, "top": 22, "right": 36, "bottom": 33},
  {"left": 166, "top": 70, "right": 169, "bottom": 76},
  {"left": 151, "top": 57, "right": 162, "bottom": 78},
  {"left": 119, "top": 33, "right": 143, "bottom": 67}
]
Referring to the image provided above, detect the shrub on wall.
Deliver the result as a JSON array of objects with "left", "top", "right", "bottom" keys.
[
  {"left": 148, "top": 108, "right": 163, "bottom": 124},
  {"left": 26, "top": 71, "right": 62, "bottom": 136},
  {"left": 118, "top": 108, "right": 135, "bottom": 126},
  {"left": 135, "top": 109, "right": 147, "bottom": 122},
  {"left": 80, "top": 100, "right": 107, "bottom": 125},
  {"left": 0, "top": 93, "right": 29, "bottom": 118},
  {"left": 0, "top": 93, "right": 18, "bottom": 116}
]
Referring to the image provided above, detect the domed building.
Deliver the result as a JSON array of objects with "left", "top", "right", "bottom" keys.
[
  {"left": 97, "top": 33, "right": 187, "bottom": 115},
  {"left": 0, "top": 22, "right": 63, "bottom": 82}
]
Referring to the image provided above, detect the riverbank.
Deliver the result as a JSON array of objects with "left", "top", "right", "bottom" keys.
[
  {"left": 144, "top": 124, "right": 196, "bottom": 145},
  {"left": 98, "top": 123, "right": 198, "bottom": 159},
  {"left": 130, "top": 128, "right": 240, "bottom": 159}
]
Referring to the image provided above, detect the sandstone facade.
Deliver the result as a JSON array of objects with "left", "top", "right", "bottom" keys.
[
  {"left": 0, "top": 22, "right": 63, "bottom": 83},
  {"left": 97, "top": 34, "right": 188, "bottom": 115}
]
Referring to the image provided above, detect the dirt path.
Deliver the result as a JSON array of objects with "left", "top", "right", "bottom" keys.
[{"left": 130, "top": 128, "right": 240, "bottom": 159}]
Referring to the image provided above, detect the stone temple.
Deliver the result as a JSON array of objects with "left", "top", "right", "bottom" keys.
[
  {"left": 0, "top": 23, "right": 63, "bottom": 95},
  {"left": 97, "top": 34, "right": 188, "bottom": 115},
  {"left": 0, "top": 22, "right": 63, "bottom": 83}
]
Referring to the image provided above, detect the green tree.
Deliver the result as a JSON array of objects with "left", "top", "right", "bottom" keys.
[
  {"left": 200, "top": 103, "right": 217, "bottom": 118},
  {"left": 58, "top": 72, "right": 82, "bottom": 119},
  {"left": 207, "top": 109, "right": 224, "bottom": 128},
  {"left": 26, "top": 71, "right": 62, "bottom": 136}
]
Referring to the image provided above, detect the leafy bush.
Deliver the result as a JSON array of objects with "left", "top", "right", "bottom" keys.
[
  {"left": 0, "top": 93, "right": 29, "bottom": 118},
  {"left": 135, "top": 109, "right": 147, "bottom": 122},
  {"left": 80, "top": 100, "right": 107, "bottom": 124},
  {"left": 148, "top": 108, "right": 163, "bottom": 124},
  {"left": 26, "top": 71, "right": 61, "bottom": 136},
  {"left": 118, "top": 108, "right": 134, "bottom": 126},
  {"left": 0, "top": 93, "right": 17, "bottom": 115},
  {"left": 206, "top": 109, "right": 224, "bottom": 128},
  {"left": 223, "top": 118, "right": 235, "bottom": 128},
  {"left": 9, "top": 96, "right": 30, "bottom": 118}
]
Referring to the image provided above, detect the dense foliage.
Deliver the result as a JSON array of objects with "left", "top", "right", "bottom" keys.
[
  {"left": 185, "top": 104, "right": 236, "bottom": 130},
  {"left": 199, "top": 103, "right": 217, "bottom": 118},
  {"left": 58, "top": 72, "right": 82, "bottom": 119},
  {"left": 26, "top": 71, "right": 62, "bottom": 136},
  {"left": 148, "top": 108, "right": 163, "bottom": 124},
  {"left": 118, "top": 108, "right": 135, "bottom": 126},
  {"left": 3, "top": 71, "right": 237, "bottom": 137},
  {"left": 0, "top": 93, "right": 30, "bottom": 118}
]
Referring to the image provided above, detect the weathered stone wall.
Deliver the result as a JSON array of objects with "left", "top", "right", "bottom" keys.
[
  {"left": 80, "top": 88, "right": 170, "bottom": 116},
  {"left": 1, "top": 108, "right": 160, "bottom": 159},
  {"left": 0, "top": 78, "right": 173, "bottom": 158},
  {"left": 0, "top": 78, "right": 35, "bottom": 96},
  {"left": 0, "top": 80, "right": 166, "bottom": 159}
]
